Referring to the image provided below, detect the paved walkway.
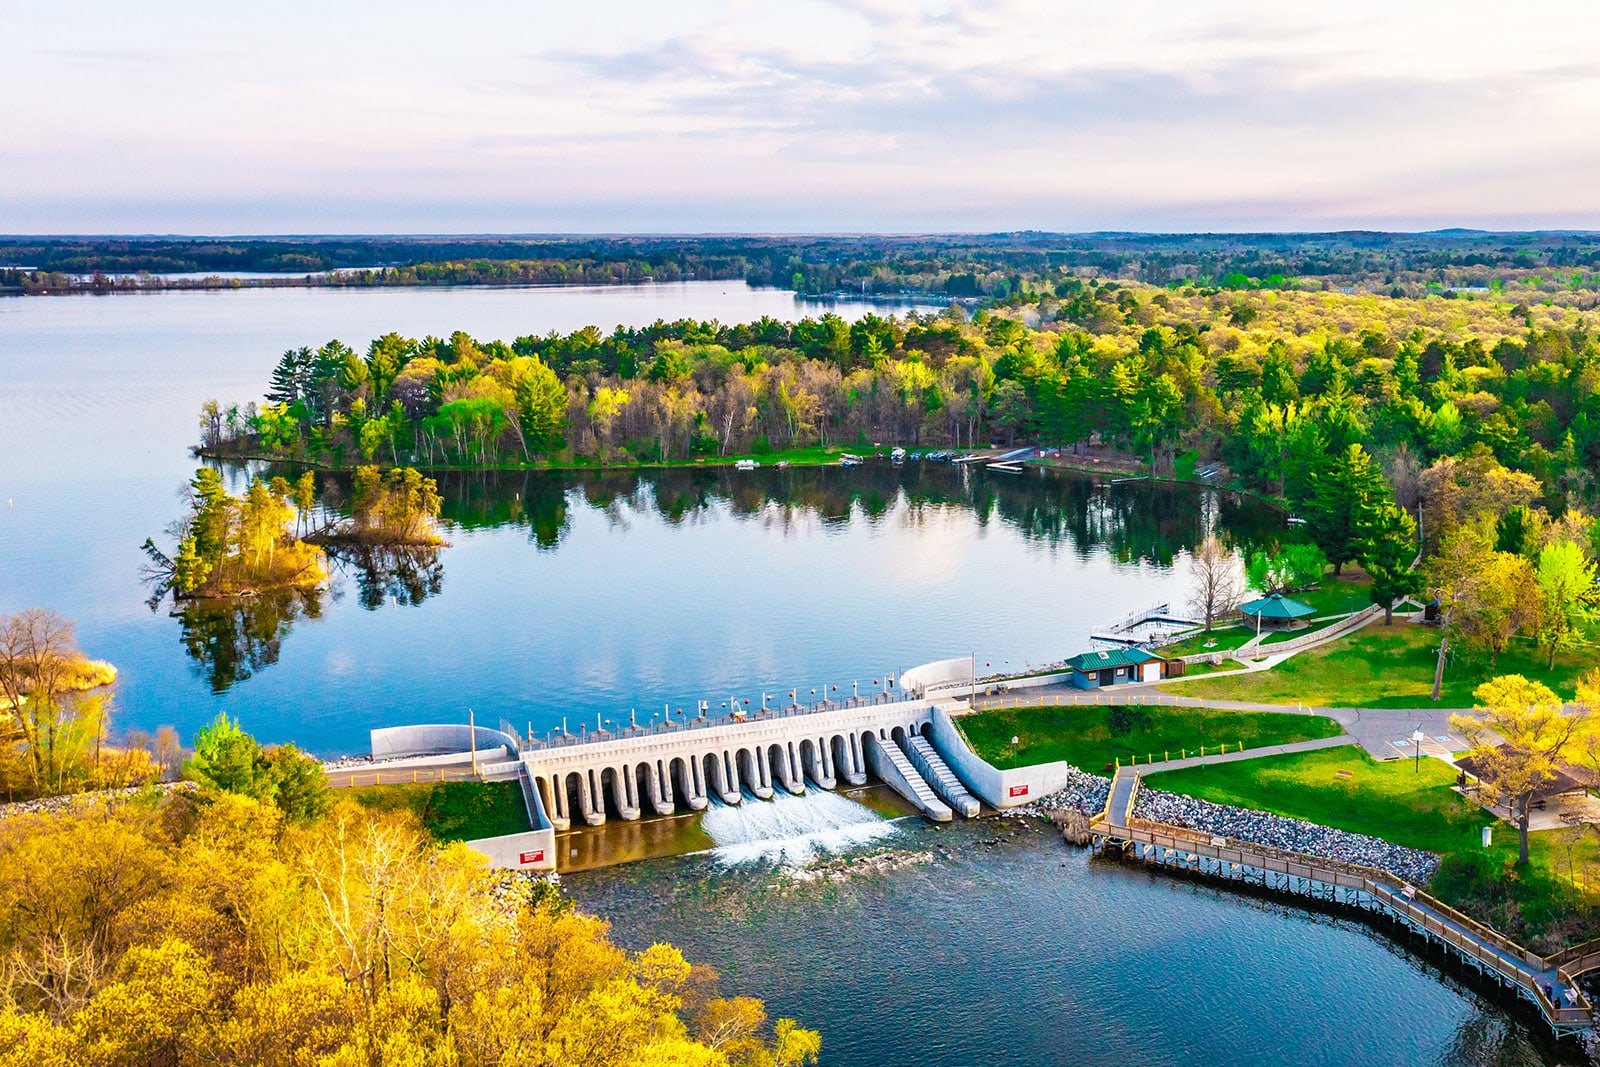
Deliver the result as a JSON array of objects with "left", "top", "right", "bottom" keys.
[
  {"left": 1105, "top": 735, "right": 1360, "bottom": 827},
  {"left": 1126, "top": 734, "right": 1358, "bottom": 773}
]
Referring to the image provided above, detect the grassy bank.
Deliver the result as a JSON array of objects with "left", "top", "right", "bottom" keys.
[
  {"left": 198, "top": 443, "right": 858, "bottom": 473},
  {"left": 958, "top": 704, "right": 1343, "bottom": 772},
  {"left": 1159, "top": 621, "right": 1594, "bottom": 707},
  {"left": 1155, "top": 626, "right": 1254, "bottom": 659},
  {"left": 346, "top": 780, "right": 531, "bottom": 841},
  {"left": 1147, "top": 748, "right": 1600, "bottom": 946},
  {"left": 1289, "top": 573, "right": 1375, "bottom": 618}
]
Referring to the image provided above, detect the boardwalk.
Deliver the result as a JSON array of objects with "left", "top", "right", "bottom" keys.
[{"left": 1092, "top": 783, "right": 1596, "bottom": 1035}]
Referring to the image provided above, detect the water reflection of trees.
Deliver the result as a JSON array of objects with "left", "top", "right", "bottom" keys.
[
  {"left": 326, "top": 544, "right": 445, "bottom": 609},
  {"left": 424, "top": 464, "right": 1286, "bottom": 564},
  {"left": 185, "top": 462, "right": 1284, "bottom": 691},
  {"left": 164, "top": 542, "right": 445, "bottom": 691},
  {"left": 169, "top": 588, "right": 323, "bottom": 693}
]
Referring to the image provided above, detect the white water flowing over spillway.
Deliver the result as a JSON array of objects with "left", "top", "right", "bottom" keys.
[{"left": 701, "top": 788, "right": 897, "bottom": 866}]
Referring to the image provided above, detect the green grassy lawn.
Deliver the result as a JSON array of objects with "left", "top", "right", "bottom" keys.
[
  {"left": 1257, "top": 616, "right": 1347, "bottom": 646},
  {"left": 1156, "top": 626, "right": 1254, "bottom": 658},
  {"left": 1172, "top": 659, "right": 1236, "bottom": 677},
  {"left": 958, "top": 704, "right": 1343, "bottom": 772},
  {"left": 1290, "top": 574, "right": 1375, "bottom": 617},
  {"left": 1147, "top": 747, "right": 1600, "bottom": 946},
  {"left": 346, "top": 780, "right": 531, "bottom": 842},
  {"left": 1159, "top": 621, "right": 1594, "bottom": 707}
]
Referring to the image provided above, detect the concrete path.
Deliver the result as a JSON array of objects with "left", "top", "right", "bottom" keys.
[
  {"left": 1104, "top": 735, "right": 1359, "bottom": 828},
  {"left": 1106, "top": 769, "right": 1137, "bottom": 828},
  {"left": 1127, "top": 734, "right": 1358, "bottom": 774}
]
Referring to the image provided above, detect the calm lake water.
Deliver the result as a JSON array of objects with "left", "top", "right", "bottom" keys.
[
  {"left": 1, "top": 281, "right": 1277, "bottom": 755},
  {"left": 1, "top": 281, "right": 1579, "bottom": 1065}
]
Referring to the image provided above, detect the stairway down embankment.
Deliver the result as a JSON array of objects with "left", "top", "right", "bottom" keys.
[
  {"left": 863, "top": 733, "right": 953, "bottom": 821},
  {"left": 905, "top": 735, "right": 981, "bottom": 818}
]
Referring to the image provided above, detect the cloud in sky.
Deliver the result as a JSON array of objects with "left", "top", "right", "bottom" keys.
[{"left": 5, "top": 0, "right": 1600, "bottom": 233}]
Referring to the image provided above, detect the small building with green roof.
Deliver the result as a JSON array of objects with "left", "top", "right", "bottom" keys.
[
  {"left": 1064, "top": 647, "right": 1166, "bottom": 689},
  {"left": 1238, "top": 593, "right": 1316, "bottom": 632}
]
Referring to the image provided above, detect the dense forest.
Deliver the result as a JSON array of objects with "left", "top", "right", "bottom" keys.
[
  {"left": 206, "top": 282, "right": 1600, "bottom": 515},
  {"left": 9, "top": 231, "right": 1600, "bottom": 301}
]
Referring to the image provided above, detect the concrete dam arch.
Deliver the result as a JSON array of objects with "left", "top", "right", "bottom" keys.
[{"left": 524, "top": 699, "right": 978, "bottom": 831}]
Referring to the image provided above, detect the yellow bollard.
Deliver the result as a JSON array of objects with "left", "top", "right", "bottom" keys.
[{"left": 1165, "top": 750, "right": 1170, "bottom": 761}]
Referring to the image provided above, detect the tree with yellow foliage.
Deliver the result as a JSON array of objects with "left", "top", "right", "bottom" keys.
[
  {"left": 0, "top": 609, "right": 136, "bottom": 798},
  {"left": 1451, "top": 675, "right": 1597, "bottom": 866},
  {"left": 0, "top": 793, "right": 820, "bottom": 1067}
]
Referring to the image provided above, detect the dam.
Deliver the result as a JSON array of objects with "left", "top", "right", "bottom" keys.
[{"left": 359, "top": 656, "right": 1092, "bottom": 871}]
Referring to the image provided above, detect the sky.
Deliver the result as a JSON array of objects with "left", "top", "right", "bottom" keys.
[{"left": 5, "top": 0, "right": 1600, "bottom": 234}]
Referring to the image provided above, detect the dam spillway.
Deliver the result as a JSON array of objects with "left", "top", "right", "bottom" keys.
[
  {"left": 366, "top": 662, "right": 1041, "bottom": 873},
  {"left": 702, "top": 788, "right": 898, "bottom": 866},
  {"left": 519, "top": 697, "right": 953, "bottom": 832}
]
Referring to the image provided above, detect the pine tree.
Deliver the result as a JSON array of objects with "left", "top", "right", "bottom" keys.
[
  {"left": 1358, "top": 501, "right": 1422, "bottom": 623},
  {"left": 265, "top": 346, "right": 309, "bottom": 406},
  {"left": 1305, "top": 444, "right": 1389, "bottom": 575}
]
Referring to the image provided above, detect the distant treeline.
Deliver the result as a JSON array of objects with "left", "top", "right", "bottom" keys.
[{"left": 8, "top": 232, "right": 1600, "bottom": 301}]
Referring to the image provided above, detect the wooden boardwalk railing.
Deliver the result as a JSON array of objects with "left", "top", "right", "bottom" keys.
[{"left": 1089, "top": 816, "right": 1594, "bottom": 1033}]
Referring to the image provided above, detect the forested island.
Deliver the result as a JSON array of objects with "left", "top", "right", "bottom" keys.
[{"left": 204, "top": 280, "right": 1599, "bottom": 514}]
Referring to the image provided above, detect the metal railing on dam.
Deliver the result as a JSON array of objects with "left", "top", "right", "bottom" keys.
[{"left": 521, "top": 691, "right": 923, "bottom": 751}]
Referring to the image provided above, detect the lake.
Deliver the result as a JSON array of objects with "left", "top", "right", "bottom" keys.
[
  {"left": 0, "top": 280, "right": 1579, "bottom": 1065},
  {"left": 1, "top": 281, "right": 1277, "bottom": 756}
]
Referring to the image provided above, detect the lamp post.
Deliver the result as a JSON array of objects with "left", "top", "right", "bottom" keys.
[{"left": 1412, "top": 726, "right": 1425, "bottom": 773}]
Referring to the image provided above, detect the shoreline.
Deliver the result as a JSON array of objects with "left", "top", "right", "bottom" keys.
[
  {"left": 0, "top": 274, "right": 959, "bottom": 307},
  {"left": 196, "top": 446, "right": 1288, "bottom": 508}
]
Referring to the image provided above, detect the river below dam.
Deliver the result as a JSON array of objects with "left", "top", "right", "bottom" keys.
[{"left": 567, "top": 808, "right": 1583, "bottom": 1067}]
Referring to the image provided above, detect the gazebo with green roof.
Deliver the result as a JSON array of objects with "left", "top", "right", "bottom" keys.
[{"left": 1238, "top": 593, "right": 1316, "bottom": 634}]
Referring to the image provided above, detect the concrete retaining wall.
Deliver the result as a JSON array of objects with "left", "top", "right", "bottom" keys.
[
  {"left": 900, "top": 656, "right": 976, "bottom": 698},
  {"left": 902, "top": 656, "right": 1071, "bottom": 700},
  {"left": 465, "top": 765, "right": 558, "bottom": 872},
  {"left": 928, "top": 703, "right": 1082, "bottom": 809},
  {"left": 465, "top": 827, "right": 558, "bottom": 871},
  {"left": 371, "top": 723, "right": 522, "bottom": 760}
]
